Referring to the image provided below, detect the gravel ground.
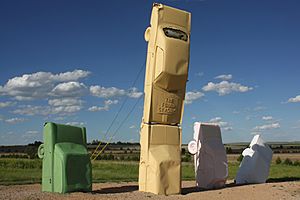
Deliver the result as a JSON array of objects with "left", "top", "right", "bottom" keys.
[{"left": 0, "top": 181, "right": 299, "bottom": 200}]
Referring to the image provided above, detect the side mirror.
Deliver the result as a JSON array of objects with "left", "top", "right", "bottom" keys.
[
  {"left": 188, "top": 140, "right": 200, "bottom": 155},
  {"left": 38, "top": 144, "right": 44, "bottom": 159},
  {"left": 144, "top": 27, "right": 151, "bottom": 42}
]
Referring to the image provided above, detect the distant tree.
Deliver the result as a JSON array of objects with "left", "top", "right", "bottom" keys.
[
  {"left": 237, "top": 154, "right": 243, "bottom": 162},
  {"left": 131, "top": 156, "right": 139, "bottom": 161},
  {"left": 226, "top": 147, "right": 233, "bottom": 154},
  {"left": 102, "top": 154, "right": 108, "bottom": 160},
  {"left": 275, "top": 157, "right": 282, "bottom": 164},
  {"left": 283, "top": 158, "right": 293, "bottom": 165},
  {"left": 182, "top": 154, "right": 192, "bottom": 162},
  {"left": 28, "top": 141, "right": 42, "bottom": 147},
  {"left": 293, "top": 160, "right": 300, "bottom": 166},
  {"left": 108, "top": 154, "right": 114, "bottom": 160},
  {"left": 24, "top": 146, "right": 38, "bottom": 159},
  {"left": 181, "top": 148, "right": 186, "bottom": 155}
]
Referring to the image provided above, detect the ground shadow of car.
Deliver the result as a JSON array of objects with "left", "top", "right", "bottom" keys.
[{"left": 92, "top": 185, "right": 138, "bottom": 194}]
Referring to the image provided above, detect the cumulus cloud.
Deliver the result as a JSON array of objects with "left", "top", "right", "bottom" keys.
[
  {"left": 202, "top": 81, "right": 253, "bottom": 96},
  {"left": 48, "top": 98, "right": 83, "bottom": 107},
  {"left": 90, "top": 86, "right": 125, "bottom": 98},
  {"left": 13, "top": 103, "right": 82, "bottom": 116},
  {"left": 0, "top": 69, "right": 90, "bottom": 100},
  {"left": 129, "top": 125, "right": 136, "bottom": 129},
  {"left": 66, "top": 122, "right": 85, "bottom": 127},
  {"left": 0, "top": 101, "right": 15, "bottom": 108},
  {"left": 214, "top": 74, "right": 233, "bottom": 81},
  {"left": 262, "top": 116, "right": 273, "bottom": 121},
  {"left": 127, "top": 87, "right": 143, "bottom": 98},
  {"left": 253, "top": 122, "right": 280, "bottom": 131},
  {"left": 185, "top": 91, "right": 205, "bottom": 104},
  {"left": 52, "top": 105, "right": 82, "bottom": 114},
  {"left": 13, "top": 105, "right": 52, "bottom": 116},
  {"left": 51, "top": 70, "right": 90, "bottom": 82},
  {"left": 90, "top": 85, "right": 142, "bottom": 99},
  {"left": 209, "top": 117, "right": 233, "bottom": 131},
  {"left": 4, "top": 117, "right": 26, "bottom": 124},
  {"left": 88, "top": 99, "right": 119, "bottom": 112},
  {"left": 22, "top": 130, "right": 40, "bottom": 141},
  {"left": 50, "top": 82, "right": 87, "bottom": 97},
  {"left": 288, "top": 95, "right": 300, "bottom": 103}
]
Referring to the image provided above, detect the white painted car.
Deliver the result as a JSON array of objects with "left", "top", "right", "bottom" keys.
[
  {"left": 188, "top": 122, "right": 228, "bottom": 189},
  {"left": 235, "top": 134, "right": 273, "bottom": 184}
]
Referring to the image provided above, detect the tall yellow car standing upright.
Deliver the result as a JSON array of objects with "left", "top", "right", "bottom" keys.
[{"left": 139, "top": 3, "right": 191, "bottom": 195}]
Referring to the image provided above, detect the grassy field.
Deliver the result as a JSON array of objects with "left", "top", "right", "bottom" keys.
[{"left": 0, "top": 158, "right": 300, "bottom": 185}]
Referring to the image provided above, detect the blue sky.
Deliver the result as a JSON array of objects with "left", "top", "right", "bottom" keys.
[{"left": 0, "top": 0, "right": 300, "bottom": 145}]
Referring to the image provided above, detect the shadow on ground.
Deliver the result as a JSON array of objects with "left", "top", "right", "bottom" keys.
[
  {"left": 92, "top": 185, "right": 138, "bottom": 194},
  {"left": 181, "top": 182, "right": 237, "bottom": 195},
  {"left": 267, "top": 177, "right": 300, "bottom": 183},
  {"left": 182, "top": 177, "right": 300, "bottom": 195},
  {"left": 91, "top": 178, "right": 300, "bottom": 195}
]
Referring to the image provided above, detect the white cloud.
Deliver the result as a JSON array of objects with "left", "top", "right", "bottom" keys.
[
  {"left": 214, "top": 74, "right": 233, "bottom": 81},
  {"left": 54, "top": 116, "right": 65, "bottom": 121},
  {"left": 202, "top": 81, "right": 253, "bottom": 96},
  {"left": 251, "top": 131, "right": 261, "bottom": 135},
  {"left": 0, "top": 101, "right": 15, "bottom": 108},
  {"left": 185, "top": 91, "right": 205, "bottom": 104},
  {"left": 129, "top": 125, "right": 136, "bottom": 129},
  {"left": 262, "top": 116, "right": 273, "bottom": 121},
  {"left": 88, "top": 99, "right": 119, "bottom": 112},
  {"left": 13, "top": 105, "right": 52, "bottom": 116},
  {"left": 90, "top": 85, "right": 125, "bottom": 98},
  {"left": 50, "top": 82, "right": 87, "bottom": 97},
  {"left": 52, "top": 105, "right": 82, "bottom": 114},
  {"left": 288, "top": 95, "right": 300, "bottom": 103},
  {"left": 48, "top": 98, "right": 83, "bottom": 107},
  {"left": 127, "top": 87, "right": 143, "bottom": 98},
  {"left": 22, "top": 130, "right": 40, "bottom": 141},
  {"left": 223, "top": 127, "right": 233, "bottom": 131},
  {"left": 66, "top": 122, "right": 85, "bottom": 127},
  {"left": 253, "top": 122, "right": 280, "bottom": 131},
  {"left": 13, "top": 103, "right": 82, "bottom": 116},
  {"left": 209, "top": 117, "right": 233, "bottom": 131},
  {"left": 0, "top": 69, "right": 90, "bottom": 100},
  {"left": 90, "top": 85, "right": 142, "bottom": 99},
  {"left": 5, "top": 117, "right": 26, "bottom": 124},
  {"left": 51, "top": 69, "right": 90, "bottom": 82}
]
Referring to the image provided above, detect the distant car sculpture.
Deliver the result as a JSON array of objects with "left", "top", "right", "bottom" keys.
[{"left": 235, "top": 134, "right": 273, "bottom": 184}]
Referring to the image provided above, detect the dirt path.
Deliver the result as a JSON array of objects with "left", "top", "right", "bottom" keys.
[{"left": 0, "top": 181, "right": 299, "bottom": 200}]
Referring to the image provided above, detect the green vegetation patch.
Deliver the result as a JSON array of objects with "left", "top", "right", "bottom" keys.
[{"left": 0, "top": 158, "right": 299, "bottom": 185}]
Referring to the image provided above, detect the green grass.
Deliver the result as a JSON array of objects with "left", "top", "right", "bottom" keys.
[{"left": 0, "top": 158, "right": 299, "bottom": 185}]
